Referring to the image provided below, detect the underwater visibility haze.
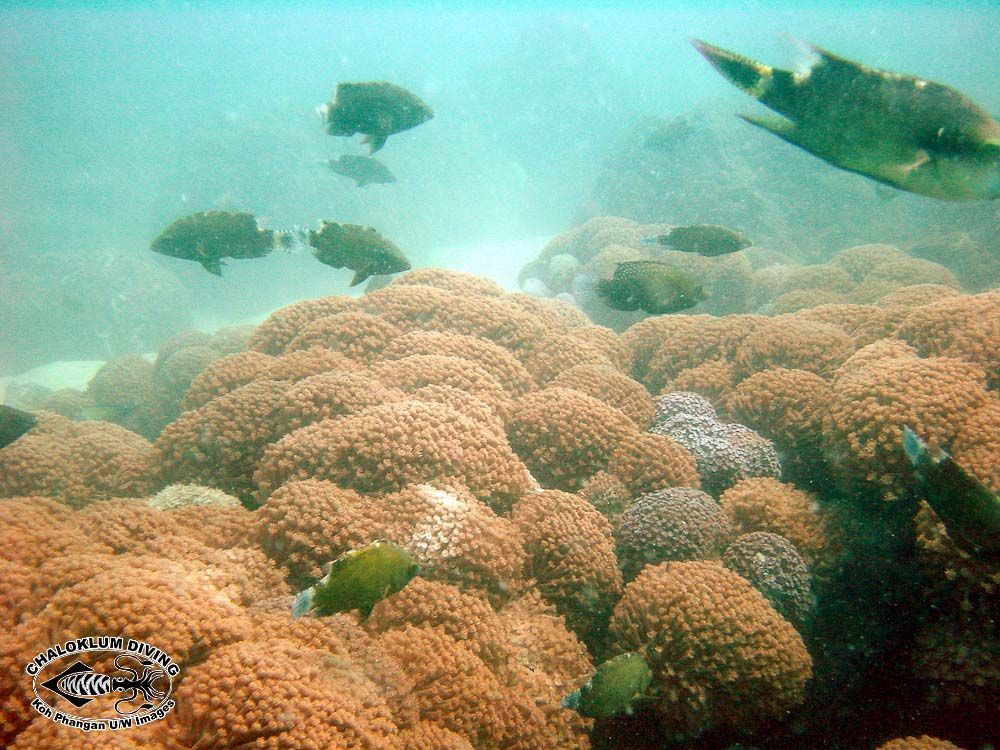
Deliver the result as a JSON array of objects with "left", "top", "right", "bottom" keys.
[{"left": 1, "top": 2, "right": 998, "bottom": 749}]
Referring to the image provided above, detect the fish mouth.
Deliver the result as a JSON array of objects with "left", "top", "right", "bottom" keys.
[{"left": 315, "top": 103, "right": 330, "bottom": 122}]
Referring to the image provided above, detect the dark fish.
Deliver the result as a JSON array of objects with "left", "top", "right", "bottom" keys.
[
  {"left": 642, "top": 224, "right": 752, "bottom": 256},
  {"left": 644, "top": 117, "right": 695, "bottom": 153},
  {"left": 562, "top": 652, "right": 653, "bottom": 719},
  {"left": 0, "top": 404, "right": 37, "bottom": 449},
  {"left": 292, "top": 540, "right": 420, "bottom": 618},
  {"left": 903, "top": 427, "right": 1000, "bottom": 562},
  {"left": 151, "top": 211, "right": 281, "bottom": 276},
  {"left": 319, "top": 81, "right": 434, "bottom": 154},
  {"left": 308, "top": 221, "right": 412, "bottom": 287},
  {"left": 693, "top": 39, "right": 1000, "bottom": 201},
  {"left": 325, "top": 155, "right": 397, "bottom": 187},
  {"left": 595, "top": 261, "right": 706, "bottom": 315}
]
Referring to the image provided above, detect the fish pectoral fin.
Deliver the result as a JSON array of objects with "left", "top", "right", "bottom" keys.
[
  {"left": 362, "top": 132, "right": 389, "bottom": 154},
  {"left": 349, "top": 267, "right": 372, "bottom": 287},
  {"left": 896, "top": 149, "right": 933, "bottom": 178},
  {"left": 738, "top": 113, "right": 801, "bottom": 144}
]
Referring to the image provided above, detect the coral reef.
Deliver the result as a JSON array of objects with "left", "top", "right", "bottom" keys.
[
  {"left": 722, "top": 531, "right": 815, "bottom": 630},
  {"left": 614, "top": 487, "right": 730, "bottom": 581},
  {"left": 506, "top": 387, "right": 638, "bottom": 491},
  {"left": 608, "top": 560, "right": 812, "bottom": 739},
  {"left": 512, "top": 489, "right": 622, "bottom": 645},
  {"left": 255, "top": 399, "right": 532, "bottom": 511},
  {"left": 0, "top": 414, "right": 153, "bottom": 507},
  {"left": 607, "top": 432, "right": 700, "bottom": 497},
  {"left": 719, "top": 478, "right": 832, "bottom": 572},
  {"left": 6, "top": 265, "right": 1000, "bottom": 749}
]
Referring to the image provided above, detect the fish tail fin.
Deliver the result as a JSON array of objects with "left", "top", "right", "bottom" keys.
[
  {"left": 275, "top": 228, "right": 312, "bottom": 254},
  {"left": 572, "top": 272, "right": 601, "bottom": 307},
  {"left": 640, "top": 235, "right": 665, "bottom": 247},
  {"left": 903, "top": 426, "right": 948, "bottom": 468},
  {"left": 561, "top": 688, "right": 581, "bottom": 710},
  {"left": 291, "top": 587, "right": 315, "bottom": 619},
  {"left": 692, "top": 39, "right": 802, "bottom": 119}
]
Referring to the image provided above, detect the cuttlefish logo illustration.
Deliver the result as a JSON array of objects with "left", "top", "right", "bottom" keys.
[{"left": 25, "top": 637, "right": 179, "bottom": 732}]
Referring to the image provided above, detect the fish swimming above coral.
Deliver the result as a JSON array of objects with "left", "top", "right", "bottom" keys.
[
  {"left": 0, "top": 404, "right": 36, "bottom": 449},
  {"left": 692, "top": 39, "right": 1000, "bottom": 200},
  {"left": 318, "top": 81, "right": 434, "bottom": 154},
  {"left": 642, "top": 224, "right": 752, "bottom": 256},
  {"left": 308, "top": 221, "right": 412, "bottom": 287},
  {"left": 582, "top": 260, "right": 706, "bottom": 315},
  {"left": 562, "top": 652, "right": 653, "bottom": 719},
  {"left": 151, "top": 211, "right": 288, "bottom": 276},
  {"left": 325, "top": 154, "right": 397, "bottom": 187},
  {"left": 903, "top": 427, "right": 1000, "bottom": 562},
  {"left": 292, "top": 540, "right": 420, "bottom": 618}
]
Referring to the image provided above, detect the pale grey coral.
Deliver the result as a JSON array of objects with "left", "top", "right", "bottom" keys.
[
  {"left": 722, "top": 531, "right": 815, "bottom": 630},
  {"left": 650, "top": 396, "right": 780, "bottom": 495},
  {"left": 651, "top": 391, "right": 718, "bottom": 427},
  {"left": 148, "top": 483, "right": 242, "bottom": 510},
  {"left": 614, "top": 487, "right": 730, "bottom": 581}
]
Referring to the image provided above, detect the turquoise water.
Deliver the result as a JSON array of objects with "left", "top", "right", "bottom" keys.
[
  {"left": 3, "top": 1, "right": 998, "bottom": 369},
  {"left": 1, "top": 3, "right": 998, "bottom": 749}
]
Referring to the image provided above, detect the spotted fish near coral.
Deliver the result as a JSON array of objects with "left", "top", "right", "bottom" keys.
[
  {"left": 642, "top": 224, "right": 752, "bottom": 256},
  {"left": 292, "top": 540, "right": 420, "bottom": 618},
  {"left": 308, "top": 221, "right": 412, "bottom": 287},
  {"left": 318, "top": 81, "right": 434, "bottom": 154},
  {"left": 693, "top": 39, "right": 1000, "bottom": 200},
  {"left": 562, "top": 652, "right": 653, "bottom": 719}
]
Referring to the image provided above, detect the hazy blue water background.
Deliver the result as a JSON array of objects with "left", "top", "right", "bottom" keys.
[{"left": 2, "top": 0, "right": 998, "bottom": 373}]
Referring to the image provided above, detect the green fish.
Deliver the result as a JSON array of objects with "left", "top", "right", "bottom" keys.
[
  {"left": 319, "top": 81, "right": 434, "bottom": 154},
  {"left": 594, "top": 261, "right": 706, "bottom": 315},
  {"left": 308, "top": 221, "right": 412, "bottom": 287},
  {"left": 0, "top": 404, "right": 36, "bottom": 449},
  {"left": 903, "top": 427, "right": 1000, "bottom": 562},
  {"left": 562, "top": 652, "right": 653, "bottom": 719},
  {"left": 151, "top": 211, "right": 283, "bottom": 276},
  {"left": 693, "top": 39, "right": 1000, "bottom": 201},
  {"left": 292, "top": 540, "right": 420, "bottom": 618},
  {"left": 642, "top": 224, "right": 752, "bottom": 256},
  {"left": 325, "top": 155, "right": 397, "bottom": 187}
]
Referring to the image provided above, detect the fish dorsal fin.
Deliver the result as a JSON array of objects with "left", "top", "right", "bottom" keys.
[{"left": 808, "top": 44, "right": 868, "bottom": 73}]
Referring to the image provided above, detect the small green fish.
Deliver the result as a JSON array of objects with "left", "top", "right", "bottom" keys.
[
  {"left": 151, "top": 211, "right": 281, "bottom": 276},
  {"left": 318, "top": 81, "right": 434, "bottom": 154},
  {"left": 642, "top": 224, "right": 752, "bottom": 256},
  {"left": 0, "top": 404, "right": 36, "bottom": 449},
  {"left": 308, "top": 221, "right": 412, "bottom": 287},
  {"left": 292, "top": 540, "right": 420, "bottom": 618},
  {"left": 562, "top": 652, "right": 653, "bottom": 719},
  {"left": 693, "top": 40, "right": 1000, "bottom": 201},
  {"left": 595, "top": 261, "right": 706, "bottom": 315},
  {"left": 325, "top": 155, "right": 397, "bottom": 187},
  {"left": 903, "top": 427, "right": 1000, "bottom": 562}
]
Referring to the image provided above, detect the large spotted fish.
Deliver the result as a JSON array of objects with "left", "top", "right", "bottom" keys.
[{"left": 693, "top": 40, "right": 1000, "bottom": 200}]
